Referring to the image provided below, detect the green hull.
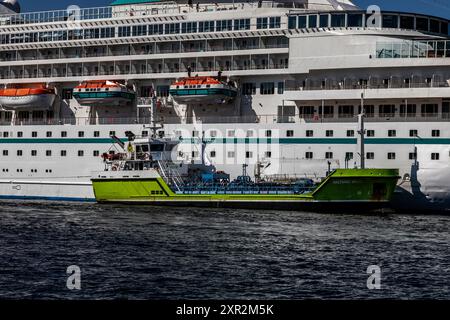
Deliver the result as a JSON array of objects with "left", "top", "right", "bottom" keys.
[{"left": 91, "top": 169, "right": 400, "bottom": 211}]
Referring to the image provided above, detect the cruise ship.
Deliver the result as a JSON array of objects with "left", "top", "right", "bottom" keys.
[{"left": 0, "top": 0, "right": 449, "bottom": 212}]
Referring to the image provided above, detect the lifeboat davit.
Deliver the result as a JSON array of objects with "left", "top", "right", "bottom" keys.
[
  {"left": 0, "top": 83, "right": 56, "bottom": 110},
  {"left": 169, "top": 76, "right": 238, "bottom": 104},
  {"left": 73, "top": 80, "right": 136, "bottom": 106}
]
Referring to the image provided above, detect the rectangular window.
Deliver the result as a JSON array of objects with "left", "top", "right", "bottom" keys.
[
  {"left": 431, "top": 153, "right": 440, "bottom": 160},
  {"left": 347, "top": 130, "right": 355, "bottom": 137},
  {"left": 94, "top": 131, "right": 100, "bottom": 137},
  {"left": 17, "top": 132, "right": 23, "bottom": 138},
  {"left": 347, "top": 13, "right": 363, "bottom": 27},
  {"left": 78, "top": 131, "right": 84, "bottom": 137},
  {"left": 227, "top": 151, "right": 235, "bottom": 158},
  {"left": 319, "top": 14, "right": 329, "bottom": 28},
  {"left": 409, "top": 129, "right": 418, "bottom": 137},
  {"left": 269, "top": 17, "right": 281, "bottom": 29},
  {"left": 432, "top": 130, "right": 440, "bottom": 137},
  {"left": 388, "top": 152, "right": 396, "bottom": 160},
  {"left": 306, "top": 130, "right": 314, "bottom": 137},
  {"left": 286, "top": 130, "right": 294, "bottom": 137},
  {"left": 288, "top": 16, "right": 296, "bottom": 29},
  {"left": 45, "top": 150, "right": 51, "bottom": 156},
  {"left": 305, "top": 152, "right": 313, "bottom": 159},
  {"left": 46, "top": 131, "right": 52, "bottom": 137},
  {"left": 31, "top": 150, "right": 37, "bottom": 156},
  {"left": 198, "top": 21, "right": 214, "bottom": 33},
  {"left": 148, "top": 24, "right": 164, "bottom": 35},
  {"left": 277, "top": 82, "right": 284, "bottom": 94},
  {"left": 265, "top": 151, "right": 272, "bottom": 158},
  {"left": 388, "top": 130, "right": 397, "bottom": 137},
  {"left": 78, "top": 150, "right": 84, "bottom": 157},
  {"left": 227, "top": 130, "right": 235, "bottom": 137},
  {"left": 325, "top": 152, "right": 333, "bottom": 159},
  {"left": 32, "top": 131, "right": 37, "bottom": 137},
  {"left": 209, "top": 130, "right": 217, "bottom": 138},
  {"left": 246, "top": 151, "right": 253, "bottom": 158},
  {"left": 242, "top": 83, "right": 256, "bottom": 95},
  {"left": 421, "top": 104, "right": 438, "bottom": 117},
  {"left": 345, "top": 152, "right": 354, "bottom": 160},
  {"left": 409, "top": 152, "right": 417, "bottom": 160},
  {"left": 308, "top": 15, "right": 317, "bottom": 28},
  {"left": 3, "top": 150, "right": 8, "bottom": 156},
  {"left": 17, "top": 150, "right": 22, "bottom": 156},
  {"left": 118, "top": 26, "right": 131, "bottom": 37},
  {"left": 326, "top": 130, "right": 334, "bottom": 137},
  {"left": 257, "top": 17, "right": 268, "bottom": 29},
  {"left": 181, "top": 22, "right": 198, "bottom": 34},
  {"left": 379, "top": 104, "right": 396, "bottom": 117},
  {"left": 164, "top": 23, "right": 180, "bottom": 35},
  {"left": 234, "top": 19, "right": 250, "bottom": 31},
  {"left": 331, "top": 14, "right": 345, "bottom": 27},
  {"left": 400, "top": 104, "right": 417, "bottom": 117},
  {"left": 61, "top": 150, "right": 67, "bottom": 157},
  {"left": 210, "top": 151, "right": 216, "bottom": 158},
  {"left": 246, "top": 130, "right": 254, "bottom": 138},
  {"left": 338, "top": 105, "right": 354, "bottom": 118},
  {"left": 94, "top": 150, "right": 100, "bottom": 157},
  {"left": 61, "top": 131, "right": 67, "bottom": 137},
  {"left": 366, "top": 152, "right": 375, "bottom": 160},
  {"left": 298, "top": 16, "right": 307, "bottom": 28},
  {"left": 265, "top": 130, "right": 272, "bottom": 137},
  {"left": 367, "top": 130, "right": 375, "bottom": 137},
  {"left": 260, "top": 82, "right": 275, "bottom": 95},
  {"left": 216, "top": 20, "right": 232, "bottom": 32}
]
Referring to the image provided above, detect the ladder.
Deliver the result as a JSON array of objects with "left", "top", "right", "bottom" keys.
[{"left": 157, "top": 157, "right": 183, "bottom": 192}]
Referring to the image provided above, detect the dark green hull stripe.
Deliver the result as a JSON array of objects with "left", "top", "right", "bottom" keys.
[{"left": 1, "top": 138, "right": 450, "bottom": 144}]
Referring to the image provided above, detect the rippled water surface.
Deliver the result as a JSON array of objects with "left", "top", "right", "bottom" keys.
[{"left": 0, "top": 201, "right": 449, "bottom": 299}]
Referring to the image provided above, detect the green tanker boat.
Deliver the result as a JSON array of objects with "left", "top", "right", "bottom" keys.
[{"left": 91, "top": 134, "right": 400, "bottom": 212}]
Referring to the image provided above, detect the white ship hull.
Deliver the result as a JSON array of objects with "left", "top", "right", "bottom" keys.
[{"left": 0, "top": 122, "right": 448, "bottom": 213}]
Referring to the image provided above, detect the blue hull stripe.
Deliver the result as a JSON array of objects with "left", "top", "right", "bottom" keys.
[{"left": 0, "top": 195, "right": 96, "bottom": 202}]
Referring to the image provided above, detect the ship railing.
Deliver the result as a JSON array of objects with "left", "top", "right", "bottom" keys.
[
  {"left": 4, "top": 114, "right": 450, "bottom": 127},
  {"left": 285, "top": 79, "right": 450, "bottom": 91},
  {"left": 0, "top": 1, "right": 287, "bottom": 26}
]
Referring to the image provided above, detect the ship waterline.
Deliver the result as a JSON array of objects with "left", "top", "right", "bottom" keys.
[{"left": 0, "top": 0, "right": 449, "bottom": 212}]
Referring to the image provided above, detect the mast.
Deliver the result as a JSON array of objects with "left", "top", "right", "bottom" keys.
[{"left": 357, "top": 92, "right": 366, "bottom": 169}]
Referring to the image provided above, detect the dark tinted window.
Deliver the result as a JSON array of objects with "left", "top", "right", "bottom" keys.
[
  {"left": 416, "top": 17, "right": 429, "bottom": 31},
  {"left": 298, "top": 16, "right": 307, "bottom": 28},
  {"left": 347, "top": 14, "right": 363, "bottom": 27},
  {"left": 308, "top": 15, "right": 317, "bottom": 28},
  {"left": 331, "top": 14, "right": 345, "bottom": 27},
  {"left": 400, "top": 16, "right": 415, "bottom": 29},
  {"left": 382, "top": 15, "right": 398, "bottom": 28},
  {"left": 319, "top": 14, "right": 329, "bottom": 27},
  {"left": 430, "top": 19, "right": 440, "bottom": 33}
]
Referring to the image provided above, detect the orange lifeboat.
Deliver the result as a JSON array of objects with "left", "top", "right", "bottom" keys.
[
  {"left": 73, "top": 80, "right": 136, "bottom": 106},
  {"left": 0, "top": 83, "right": 56, "bottom": 110}
]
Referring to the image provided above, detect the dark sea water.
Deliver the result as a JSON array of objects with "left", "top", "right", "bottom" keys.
[{"left": 0, "top": 201, "right": 449, "bottom": 300}]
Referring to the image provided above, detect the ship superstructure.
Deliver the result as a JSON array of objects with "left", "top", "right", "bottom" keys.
[{"left": 0, "top": 0, "right": 449, "bottom": 211}]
